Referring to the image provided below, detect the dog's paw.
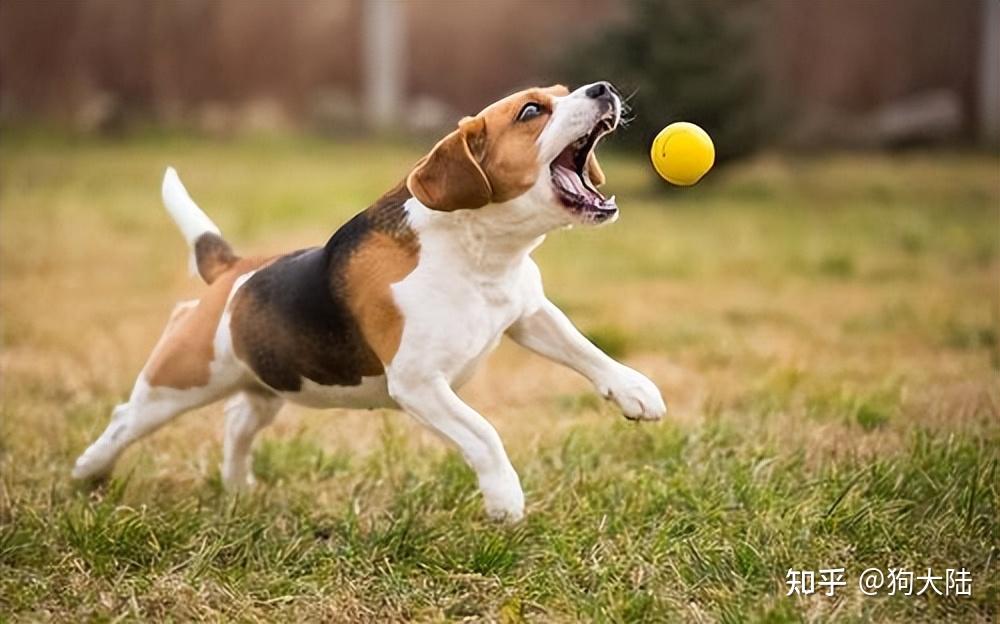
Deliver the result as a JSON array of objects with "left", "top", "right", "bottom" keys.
[
  {"left": 220, "top": 464, "right": 258, "bottom": 493},
  {"left": 599, "top": 366, "right": 667, "bottom": 422},
  {"left": 71, "top": 443, "right": 118, "bottom": 482},
  {"left": 484, "top": 495, "right": 525, "bottom": 523},
  {"left": 481, "top": 471, "right": 525, "bottom": 523}
]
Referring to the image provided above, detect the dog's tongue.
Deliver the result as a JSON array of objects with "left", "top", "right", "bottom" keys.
[
  {"left": 552, "top": 160, "right": 603, "bottom": 201},
  {"left": 552, "top": 163, "right": 584, "bottom": 194}
]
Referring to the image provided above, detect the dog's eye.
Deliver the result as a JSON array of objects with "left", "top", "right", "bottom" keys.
[{"left": 517, "top": 102, "right": 545, "bottom": 122}]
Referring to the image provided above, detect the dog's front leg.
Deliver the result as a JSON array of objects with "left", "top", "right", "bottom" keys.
[
  {"left": 508, "top": 299, "right": 666, "bottom": 421},
  {"left": 387, "top": 373, "right": 524, "bottom": 522}
]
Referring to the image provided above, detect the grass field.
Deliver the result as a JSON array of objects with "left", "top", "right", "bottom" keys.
[{"left": 1, "top": 132, "right": 998, "bottom": 622}]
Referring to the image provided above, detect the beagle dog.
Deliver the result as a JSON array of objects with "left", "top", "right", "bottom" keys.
[{"left": 72, "top": 82, "right": 666, "bottom": 521}]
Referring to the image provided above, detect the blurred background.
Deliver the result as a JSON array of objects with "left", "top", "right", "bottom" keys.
[{"left": 2, "top": 0, "right": 998, "bottom": 159}]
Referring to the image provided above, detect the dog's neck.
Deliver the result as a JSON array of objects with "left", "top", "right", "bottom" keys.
[{"left": 404, "top": 196, "right": 561, "bottom": 279}]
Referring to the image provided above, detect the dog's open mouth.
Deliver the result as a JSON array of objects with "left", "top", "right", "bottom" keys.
[{"left": 551, "top": 115, "right": 617, "bottom": 222}]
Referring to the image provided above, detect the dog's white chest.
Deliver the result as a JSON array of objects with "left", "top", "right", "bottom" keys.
[
  {"left": 449, "top": 278, "right": 520, "bottom": 387},
  {"left": 389, "top": 225, "right": 537, "bottom": 387}
]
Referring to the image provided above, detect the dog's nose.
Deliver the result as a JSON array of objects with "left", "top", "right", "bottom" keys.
[{"left": 585, "top": 82, "right": 612, "bottom": 100}]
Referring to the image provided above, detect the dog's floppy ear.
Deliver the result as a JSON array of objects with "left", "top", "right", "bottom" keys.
[
  {"left": 586, "top": 152, "right": 606, "bottom": 187},
  {"left": 408, "top": 116, "right": 492, "bottom": 211}
]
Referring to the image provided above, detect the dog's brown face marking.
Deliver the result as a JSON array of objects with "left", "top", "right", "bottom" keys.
[
  {"left": 145, "top": 256, "right": 271, "bottom": 389},
  {"left": 408, "top": 85, "right": 569, "bottom": 211},
  {"left": 229, "top": 185, "right": 418, "bottom": 392}
]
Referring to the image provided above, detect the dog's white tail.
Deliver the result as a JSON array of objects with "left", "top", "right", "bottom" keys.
[{"left": 161, "top": 167, "right": 237, "bottom": 283}]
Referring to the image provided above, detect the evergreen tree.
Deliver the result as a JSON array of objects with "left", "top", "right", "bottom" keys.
[{"left": 561, "top": 0, "right": 769, "bottom": 165}]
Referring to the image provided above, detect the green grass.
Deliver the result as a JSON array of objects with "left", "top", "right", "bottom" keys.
[
  {"left": 2, "top": 424, "right": 996, "bottom": 621},
  {"left": 1, "top": 132, "right": 998, "bottom": 621}
]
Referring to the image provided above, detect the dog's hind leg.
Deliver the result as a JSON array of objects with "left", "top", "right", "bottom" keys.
[
  {"left": 220, "top": 391, "right": 282, "bottom": 491},
  {"left": 72, "top": 375, "right": 237, "bottom": 482}
]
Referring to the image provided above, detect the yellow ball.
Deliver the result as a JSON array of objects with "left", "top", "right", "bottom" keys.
[{"left": 650, "top": 122, "right": 715, "bottom": 186}]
